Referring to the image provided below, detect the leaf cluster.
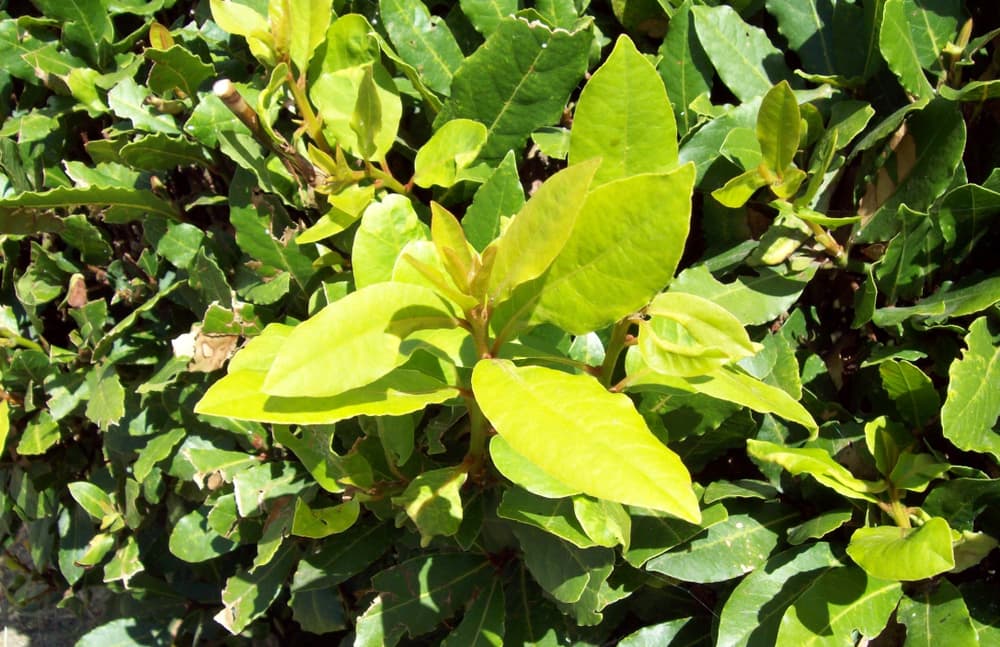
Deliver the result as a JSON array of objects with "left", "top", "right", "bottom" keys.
[{"left": 0, "top": 0, "right": 999, "bottom": 645}]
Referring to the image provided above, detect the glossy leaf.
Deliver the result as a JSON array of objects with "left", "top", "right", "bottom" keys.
[
  {"left": 775, "top": 565, "right": 902, "bottom": 646},
  {"left": 487, "top": 160, "right": 598, "bottom": 302},
  {"left": 638, "top": 291, "right": 761, "bottom": 377},
  {"left": 463, "top": 151, "right": 524, "bottom": 251},
  {"left": 529, "top": 166, "right": 696, "bottom": 334},
  {"left": 309, "top": 16, "right": 401, "bottom": 159},
  {"left": 786, "top": 511, "right": 853, "bottom": 546},
  {"left": 473, "top": 359, "right": 700, "bottom": 522},
  {"left": 645, "top": 503, "right": 799, "bottom": 583},
  {"left": 169, "top": 506, "right": 239, "bottom": 563},
  {"left": 872, "top": 276, "right": 1000, "bottom": 327},
  {"left": 441, "top": 575, "right": 504, "bottom": 646},
  {"left": 263, "top": 283, "right": 457, "bottom": 398},
  {"left": 355, "top": 553, "right": 493, "bottom": 647},
  {"left": 215, "top": 544, "right": 298, "bottom": 634},
  {"left": 898, "top": 579, "right": 979, "bottom": 647},
  {"left": 489, "top": 435, "right": 580, "bottom": 499},
  {"left": 436, "top": 15, "right": 591, "bottom": 161},
  {"left": 569, "top": 35, "right": 677, "bottom": 185},
  {"left": 413, "top": 119, "right": 488, "bottom": 188},
  {"left": 511, "top": 523, "right": 614, "bottom": 605},
  {"left": 856, "top": 98, "right": 966, "bottom": 243},
  {"left": 628, "top": 360, "right": 819, "bottom": 434},
  {"left": 941, "top": 317, "right": 1000, "bottom": 461},
  {"left": 879, "top": 359, "right": 940, "bottom": 428},
  {"left": 691, "top": 4, "right": 793, "bottom": 102},
  {"left": 286, "top": 0, "right": 334, "bottom": 74},
  {"left": 292, "top": 497, "right": 360, "bottom": 538},
  {"left": 847, "top": 518, "right": 955, "bottom": 581},
  {"left": 747, "top": 439, "right": 882, "bottom": 502},
  {"left": 671, "top": 264, "right": 815, "bottom": 326},
  {"left": 764, "top": 0, "right": 836, "bottom": 75},
  {"left": 353, "top": 195, "right": 430, "bottom": 288},
  {"left": 497, "top": 487, "right": 594, "bottom": 547},
  {"left": 460, "top": 0, "right": 517, "bottom": 36},
  {"left": 717, "top": 542, "right": 845, "bottom": 647},
  {"left": 197, "top": 365, "right": 457, "bottom": 425},
  {"left": 624, "top": 502, "right": 728, "bottom": 568},
  {"left": 380, "top": 0, "right": 464, "bottom": 96},
  {"left": 757, "top": 81, "right": 800, "bottom": 176},
  {"left": 658, "top": 0, "right": 712, "bottom": 135},
  {"left": 392, "top": 467, "right": 468, "bottom": 546}
]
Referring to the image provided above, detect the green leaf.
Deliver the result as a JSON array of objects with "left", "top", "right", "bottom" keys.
[
  {"left": 764, "top": 0, "right": 836, "bottom": 75},
  {"left": 786, "top": 510, "right": 853, "bottom": 546},
  {"left": 441, "top": 576, "right": 505, "bottom": 646},
  {"left": 847, "top": 518, "right": 955, "bottom": 581},
  {"left": 573, "top": 496, "right": 631, "bottom": 549},
  {"left": 103, "top": 535, "right": 144, "bottom": 586},
  {"left": 497, "top": 487, "right": 594, "bottom": 547},
  {"left": 529, "top": 166, "right": 696, "bottom": 334},
  {"left": 922, "top": 477, "right": 1000, "bottom": 532},
  {"left": 263, "top": 283, "right": 457, "bottom": 398},
  {"left": 351, "top": 64, "right": 383, "bottom": 160},
  {"left": 392, "top": 467, "right": 467, "bottom": 546},
  {"left": 459, "top": 0, "right": 518, "bottom": 36},
  {"left": 108, "top": 77, "right": 180, "bottom": 134},
  {"left": 898, "top": 579, "right": 979, "bottom": 647},
  {"left": 120, "top": 133, "right": 213, "bottom": 171},
  {"left": 875, "top": 206, "right": 943, "bottom": 303},
  {"left": 646, "top": 503, "right": 799, "bottom": 583},
  {"left": 413, "top": 119, "right": 488, "bottom": 188},
  {"left": 717, "top": 542, "right": 845, "bottom": 647},
  {"left": 712, "top": 169, "right": 769, "bottom": 208},
  {"left": 355, "top": 553, "right": 493, "bottom": 647},
  {"left": 638, "top": 291, "right": 761, "bottom": 377},
  {"left": 624, "top": 502, "right": 728, "bottom": 567},
  {"left": 856, "top": 98, "right": 966, "bottom": 243},
  {"left": 691, "top": 4, "right": 794, "bottom": 102},
  {"left": 215, "top": 544, "right": 298, "bottom": 634},
  {"left": 487, "top": 160, "right": 598, "bottom": 302},
  {"left": 721, "top": 127, "right": 763, "bottom": 170},
  {"left": 145, "top": 45, "right": 215, "bottom": 98},
  {"left": 463, "top": 151, "right": 524, "bottom": 251},
  {"left": 0, "top": 186, "right": 179, "bottom": 233},
  {"left": 941, "top": 317, "right": 1000, "bottom": 461},
  {"left": 353, "top": 194, "right": 429, "bottom": 288},
  {"left": 32, "top": 0, "right": 111, "bottom": 66},
  {"left": 309, "top": 17, "right": 401, "bottom": 159},
  {"left": 879, "top": 359, "right": 940, "bottom": 428},
  {"left": 569, "top": 35, "right": 677, "bottom": 185},
  {"left": 380, "top": 0, "right": 464, "bottom": 96},
  {"left": 436, "top": 15, "right": 591, "bottom": 162},
  {"left": 292, "top": 497, "right": 360, "bottom": 538},
  {"left": 197, "top": 365, "right": 457, "bottom": 425},
  {"left": 775, "top": 565, "right": 903, "bottom": 646},
  {"left": 872, "top": 276, "right": 1000, "bottom": 327},
  {"left": 489, "top": 435, "right": 580, "bottom": 499},
  {"left": 68, "top": 482, "right": 115, "bottom": 523},
  {"left": 511, "top": 523, "right": 614, "bottom": 605},
  {"left": 75, "top": 618, "right": 170, "bottom": 646},
  {"left": 757, "top": 81, "right": 800, "bottom": 175},
  {"left": 629, "top": 361, "right": 818, "bottom": 434},
  {"left": 658, "top": 0, "right": 713, "bottom": 135},
  {"left": 168, "top": 506, "right": 239, "bottom": 562},
  {"left": 748, "top": 439, "right": 882, "bottom": 502},
  {"left": 703, "top": 479, "right": 779, "bottom": 504},
  {"left": 671, "top": 264, "right": 815, "bottom": 326},
  {"left": 0, "top": 401, "right": 8, "bottom": 453},
  {"left": 85, "top": 363, "right": 125, "bottom": 431},
  {"left": 16, "top": 412, "right": 61, "bottom": 455},
  {"left": 286, "top": 0, "right": 333, "bottom": 74},
  {"left": 473, "top": 359, "right": 700, "bottom": 521}
]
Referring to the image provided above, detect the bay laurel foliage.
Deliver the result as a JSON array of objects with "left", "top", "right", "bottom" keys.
[{"left": 1, "top": 0, "right": 999, "bottom": 643}]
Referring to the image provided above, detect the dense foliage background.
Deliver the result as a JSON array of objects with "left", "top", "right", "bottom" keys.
[{"left": 1, "top": 0, "right": 999, "bottom": 644}]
